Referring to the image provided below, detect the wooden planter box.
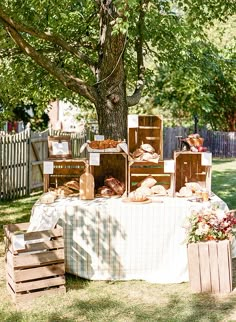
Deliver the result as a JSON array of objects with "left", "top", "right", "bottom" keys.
[
  {"left": 4, "top": 222, "right": 65, "bottom": 304},
  {"left": 128, "top": 160, "right": 174, "bottom": 196},
  {"left": 43, "top": 158, "right": 87, "bottom": 192},
  {"left": 174, "top": 151, "right": 212, "bottom": 193},
  {"left": 92, "top": 152, "right": 128, "bottom": 194},
  {"left": 187, "top": 240, "right": 232, "bottom": 293},
  {"left": 128, "top": 115, "right": 163, "bottom": 160}
]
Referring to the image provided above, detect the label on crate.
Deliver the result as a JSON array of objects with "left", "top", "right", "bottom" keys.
[
  {"left": 128, "top": 114, "right": 139, "bottom": 128},
  {"left": 12, "top": 234, "right": 25, "bottom": 251},
  {"left": 164, "top": 160, "right": 175, "bottom": 173},
  {"left": 201, "top": 152, "right": 212, "bottom": 166},
  {"left": 89, "top": 153, "right": 100, "bottom": 166},
  {"left": 43, "top": 161, "right": 54, "bottom": 174},
  {"left": 94, "top": 135, "right": 105, "bottom": 141}
]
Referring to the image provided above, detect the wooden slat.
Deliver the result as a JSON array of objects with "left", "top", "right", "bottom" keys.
[
  {"left": 16, "top": 286, "right": 66, "bottom": 303},
  {"left": 15, "top": 275, "right": 65, "bottom": 292},
  {"left": 13, "top": 249, "right": 65, "bottom": 268},
  {"left": 13, "top": 263, "right": 65, "bottom": 282},
  {"left": 199, "top": 242, "right": 211, "bottom": 292},
  {"left": 208, "top": 241, "right": 220, "bottom": 293},
  {"left": 187, "top": 243, "right": 202, "bottom": 293},
  {"left": 218, "top": 240, "right": 232, "bottom": 293}
]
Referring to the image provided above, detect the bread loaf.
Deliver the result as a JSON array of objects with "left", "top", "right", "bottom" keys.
[
  {"left": 104, "top": 176, "right": 125, "bottom": 195},
  {"left": 97, "top": 186, "right": 116, "bottom": 196}
]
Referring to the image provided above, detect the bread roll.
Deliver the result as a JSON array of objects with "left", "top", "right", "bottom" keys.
[{"left": 137, "top": 175, "right": 157, "bottom": 188}]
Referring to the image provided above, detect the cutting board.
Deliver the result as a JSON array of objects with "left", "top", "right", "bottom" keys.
[{"left": 80, "top": 165, "right": 95, "bottom": 200}]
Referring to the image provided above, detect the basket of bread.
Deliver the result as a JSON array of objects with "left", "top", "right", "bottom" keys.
[{"left": 80, "top": 139, "right": 127, "bottom": 153}]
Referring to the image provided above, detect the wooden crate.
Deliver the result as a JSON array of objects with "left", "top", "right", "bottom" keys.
[
  {"left": 92, "top": 153, "right": 128, "bottom": 194},
  {"left": 43, "top": 158, "right": 87, "bottom": 192},
  {"left": 4, "top": 222, "right": 65, "bottom": 304},
  {"left": 187, "top": 240, "right": 232, "bottom": 293},
  {"left": 128, "top": 115, "right": 163, "bottom": 159},
  {"left": 128, "top": 160, "right": 174, "bottom": 196},
  {"left": 174, "top": 152, "right": 212, "bottom": 193}
]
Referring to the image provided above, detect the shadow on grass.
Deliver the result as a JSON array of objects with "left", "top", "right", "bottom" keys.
[{"left": 37, "top": 292, "right": 236, "bottom": 322}]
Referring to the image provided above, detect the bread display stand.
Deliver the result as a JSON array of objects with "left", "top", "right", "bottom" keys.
[
  {"left": 128, "top": 114, "right": 163, "bottom": 160},
  {"left": 174, "top": 151, "right": 212, "bottom": 194},
  {"left": 91, "top": 152, "right": 128, "bottom": 196},
  {"left": 128, "top": 160, "right": 175, "bottom": 197},
  {"left": 43, "top": 159, "right": 87, "bottom": 192}
]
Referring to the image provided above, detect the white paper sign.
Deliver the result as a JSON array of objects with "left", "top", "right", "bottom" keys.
[
  {"left": 52, "top": 141, "right": 69, "bottom": 155},
  {"left": 13, "top": 234, "right": 25, "bottom": 251},
  {"left": 89, "top": 153, "right": 100, "bottom": 166},
  {"left": 128, "top": 114, "right": 139, "bottom": 128},
  {"left": 43, "top": 161, "right": 54, "bottom": 174},
  {"left": 94, "top": 135, "right": 105, "bottom": 141},
  {"left": 164, "top": 160, "right": 175, "bottom": 173},
  {"left": 119, "top": 142, "right": 128, "bottom": 154},
  {"left": 201, "top": 152, "right": 212, "bottom": 166}
]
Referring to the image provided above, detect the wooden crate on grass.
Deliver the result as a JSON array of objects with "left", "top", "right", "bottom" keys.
[
  {"left": 128, "top": 115, "right": 163, "bottom": 159},
  {"left": 43, "top": 158, "right": 87, "bottom": 192},
  {"left": 92, "top": 153, "right": 128, "bottom": 194},
  {"left": 187, "top": 240, "right": 232, "bottom": 293},
  {"left": 174, "top": 151, "right": 212, "bottom": 193},
  {"left": 128, "top": 160, "right": 174, "bottom": 196},
  {"left": 4, "top": 222, "right": 65, "bottom": 304}
]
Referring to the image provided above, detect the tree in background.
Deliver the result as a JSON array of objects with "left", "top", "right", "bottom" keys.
[
  {"left": 143, "top": 16, "right": 236, "bottom": 131},
  {"left": 0, "top": 1, "right": 235, "bottom": 138}
]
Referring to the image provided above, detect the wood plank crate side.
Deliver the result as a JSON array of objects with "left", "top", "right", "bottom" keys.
[
  {"left": 4, "top": 223, "right": 66, "bottom": 303},
  {"left": 174, "top": 152, "right": 210, "bottom": 192},
  {"left": 187, "top": 241, "right": 232, "bottom": 293},
  {"left": 43, "top": 159, "right": 87, "bottom": 192},
  {"left": 92, "top": 153, "right": 128, "bottom": 194},
  {"left": 128, "top": 115, "right": 163, "bottom": 160},
  {"left": 7, "top": 281, "right": 66, "bottom": 304},
  {"left": 128, "top": 161, "right": 173, "bottom": 193}
]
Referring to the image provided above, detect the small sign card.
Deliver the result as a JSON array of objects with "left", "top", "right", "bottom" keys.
[
  {"left": 164, "top": 160, "right": 175, "bottom": 173},
  {"left": 201, "top": 152, "right": 212, "bottom": 166},
  {"left": 43, "top": 161, "right": 54, "bottom": 174},
  {"left": 89, "top": 153, "right": 100, "bottom": 166},
  {"left": 128, "top": 114, "right": 139, "bottom": 128},
  {"left": 94, "top": 135, "right": 105, "bottom": 141},
  {"left": 13, "top": 234, "right": 25, "bottom": 251}
]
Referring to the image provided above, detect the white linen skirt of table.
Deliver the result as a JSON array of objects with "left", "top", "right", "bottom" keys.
[
  {"left": 57, "top": 197, "right": 190, "bottom": 283},
  {"left": 29, "top": 195, "right": 229, "bottom": 284}
]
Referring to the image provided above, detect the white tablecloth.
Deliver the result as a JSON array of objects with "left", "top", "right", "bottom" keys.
[{"left": 30, "top": 194, "right": 228, "bottom": 284}]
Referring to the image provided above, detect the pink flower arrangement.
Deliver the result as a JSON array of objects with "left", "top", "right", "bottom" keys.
[{"left": 185, "top": 205, "right": 236, "bottom": 243}]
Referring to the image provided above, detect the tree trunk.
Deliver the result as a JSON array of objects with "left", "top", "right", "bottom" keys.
[{"left": 94, "top": 1, "right": 128, "bottom": 141}]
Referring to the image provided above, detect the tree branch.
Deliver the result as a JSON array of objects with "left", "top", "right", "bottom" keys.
[
  {"left": 0, "top": 6, "right": 96, "bottom": 71},
  {"left": 127, "top": 0, "right": 147, "bottom": 107},
  {"left": 3, "top": 23, "right": 97, "bottom": 103}
]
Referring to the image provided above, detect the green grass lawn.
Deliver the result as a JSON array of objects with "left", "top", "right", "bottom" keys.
[{"left": 0, "top": 158, "right": 236, "bottom": 321}]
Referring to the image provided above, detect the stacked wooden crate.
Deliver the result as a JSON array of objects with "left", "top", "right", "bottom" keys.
[
  {"left": 4, "top": 222, "right": 65, "bottom": 304},
  {"left": 128, "top": 115, "right": 163, "bottom": 159},
  {"left": 127, "top": 115, "right": 175, "bottom": 195},
  {"left": 43, "top": 159, "right": 87, "bottom": 192},
  {"left": 92, "top": 152, "right": 128, "bottom": 193},
  {"left": 128, "top": 160, "right": 174, "bottom": 196},
  {"left": 174, "top": 151, "right": 212, "bottom": 193}
]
